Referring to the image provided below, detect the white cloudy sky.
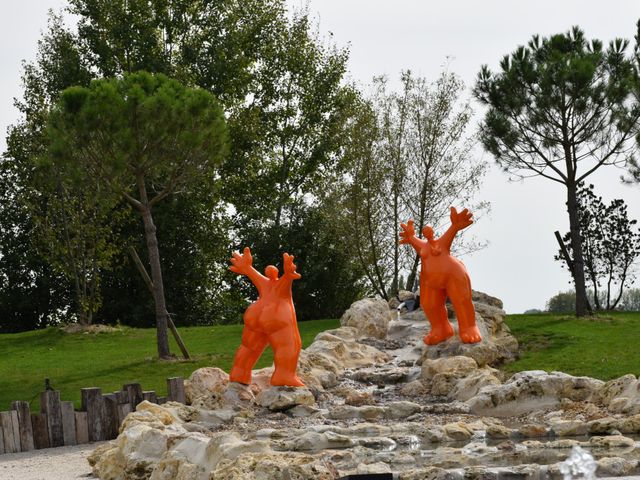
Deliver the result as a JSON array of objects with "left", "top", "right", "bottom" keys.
[{"left": 1, "top": 1, "right": 639, "bottom": 313}]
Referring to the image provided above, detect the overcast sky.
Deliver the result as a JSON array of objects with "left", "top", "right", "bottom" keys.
[{"left": 1, "top": 1, "right": 640, "bottom": 313}]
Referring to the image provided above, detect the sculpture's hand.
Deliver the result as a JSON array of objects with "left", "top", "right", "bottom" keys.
[
  {"left": 399, "top": 220, "right": 416, "bottom": 244},
  {"left": 283, "top": 253, "right": 301, "bottom": 279},
  {"left": 450, "top": 207, "right": 473, "bottom": 230},
  {"left": 229, "top": 246, "right": 254, "bottom": 275}
]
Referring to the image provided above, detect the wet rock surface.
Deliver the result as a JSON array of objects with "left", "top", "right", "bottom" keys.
[{"left": 89, "top": 292, "right": 640, "bottom": 479}]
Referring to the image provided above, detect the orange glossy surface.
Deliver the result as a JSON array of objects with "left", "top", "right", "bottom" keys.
[
  {"left": 229, "top": 247, "right": 305, "bottom": 387},
  {"left": 400, "top": 207, "right": 482, "bottom": 345}
]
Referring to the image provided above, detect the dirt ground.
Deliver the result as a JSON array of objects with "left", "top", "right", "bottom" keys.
[{"left": 0, "top": 442, "right": 104, "bottom": 480}]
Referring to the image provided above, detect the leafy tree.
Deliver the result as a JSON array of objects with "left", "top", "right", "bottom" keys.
[
  {"left": 621, "top": 288, "right": 640, "bottom": 311},
  {"left": 546, "top": 290, "right": 577, "bottom": 313},
  {"left": 475, "top": 27, "right": 640, "bottom": 317},
  {"left": 0, "top": 13, "right": 94, "bottom": 331},
  {"left": 221, "top": 10, "right": 362, "bottom": 308},
  {"left": 4, "top": 1, "right": 362, "bottom": 331},
  {"left": 46, "top": 72, "right": 227, "bottom": 357},
  {"left": 347, "top": 70, "right": 487, "bottom": 298},
  {"left": 556, "top": 184, "right": 640, "bottom": 310}
]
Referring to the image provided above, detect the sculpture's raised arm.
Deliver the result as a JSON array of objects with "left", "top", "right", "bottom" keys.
[
  {"left": 399, "top": 220, "right": 427, "bottom": 252},
  {"left": 229, "top": 247, "right": 268, "bottom": 294},
  {"left": 439, "top": 207, "right": 473, "bottom": 253}
]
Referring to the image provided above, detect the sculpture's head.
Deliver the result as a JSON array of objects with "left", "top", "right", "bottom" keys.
[
  {"left": 265, "top": 265, "right": 279, "bottom": 280},
  {"left": 422, "top": 225, "right": 435, "bottom": 241}
]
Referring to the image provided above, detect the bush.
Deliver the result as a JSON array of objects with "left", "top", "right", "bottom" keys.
[{"left": 546, "top": 290, "right": 576, "bottom": 313}]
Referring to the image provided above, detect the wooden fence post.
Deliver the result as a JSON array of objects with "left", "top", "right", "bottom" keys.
[
  {"left": 31, "top": 414, "right": 49, "bottom": 449},
  {"left": 1, "top": 412, "right": 18, "bottom": 453},
  {"left": 81, "top": 388, "right": 105, "bottom": 442},
  {"left": 11, "top": 401, "right": 34, "bottom": 451},
  {"left": 167, "top": 377, "right": 185, "bottom": 404},
  {"left": 61, "top": 401, "right": 77, "bottom": 446},
  {"left": 124, "top": 383, "right": 143, "bottom": 410},
  {"left": 103, "top": 394, "right": 119, "bottom": 440},
  {"left": 41, "top": 390, "right": 64, "bottom": 448},
  {"left": 75, "top": 412, "right": 89, "bottom": 445}
]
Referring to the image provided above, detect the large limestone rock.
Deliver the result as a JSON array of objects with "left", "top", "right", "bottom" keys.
[
  {"left": 592, "top": 374, "right": 640, "bottom": 414},
  {"left": 388, "top": 290, "right": 518, "bottom": 367},
  {"left": 466, "top": 370, "right": 605, "bottom": 417},
  {"left": 184, "top": 367, "right": 229, "bottom": 404},
  {"left": 88, "top": 291, "right": 640, "bottom": 480},
  {"left": 340, "top": 298, "right": 391, "bottom": 339},
  {"left": 256, "top": 386, "right": 315, "bottom": 411},
  {"left": 297, "top": 327, "right": 389, "bottom": 389},
  {"left": 211, "top": 452, "right": 336, "bottom": 479}
]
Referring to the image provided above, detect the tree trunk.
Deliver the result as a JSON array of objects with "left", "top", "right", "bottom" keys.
[
  {"left": 406, "top": 254, "right": 420, "bottom": 292},
  {"left": 137, "top": 176, "right": 171, "bottom": 358},
  {"left": 566, "top": 182, "right": 591, "bottom": 317}
]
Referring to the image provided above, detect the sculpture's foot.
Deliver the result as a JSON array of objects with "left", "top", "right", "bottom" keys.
[
  {"left": 423, "top": 324, "right": 455, "bottom": 345},
  {"left": 229, "top": 367, "right": 252, "bottom": 385},
  {"left": 459, "top": 326, "right": 482, "bottom": 344},
  {"left": 270, "top": 372, "right": 305, "bottom": 387}
]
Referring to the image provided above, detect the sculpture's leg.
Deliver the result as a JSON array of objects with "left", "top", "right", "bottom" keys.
[
  {"left": 447, "top": 276, "right": 482, "bottom": 344},
  {"left": 229, "top": 328, "right": 269, "bottom": 384},
  {"left": 421, "top": 286, "right": 455, "bottom": 345},
  {"left": 268, "top": 323, "right": 305, "bottom": 387}
]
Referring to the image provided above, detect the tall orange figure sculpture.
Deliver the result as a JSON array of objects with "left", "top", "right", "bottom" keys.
[
  {"left": 229, "top": 247, "right": 305, "bottom": 387},
  {"left": 400, "top": 207, "right": 482, "bottom": 345}
]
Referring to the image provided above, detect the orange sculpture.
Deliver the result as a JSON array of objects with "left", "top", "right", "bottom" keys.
[
  {"left": 400, "top": 207, "right": 482, "bottom": 345},
  {"left": 229, "top": 247, "right": 305, "bottom": 387}
]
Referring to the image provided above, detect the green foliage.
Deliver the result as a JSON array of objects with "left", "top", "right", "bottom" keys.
[
  {"left": 504, "top": 311, "right": 640, "bottom": 379},
  {"left": 346, "top": 70, "right": 487, "bottom": 298},
  {"left": 556, "top": 184, "right": 640, "bottom": 310},
  {"left": 0, "top": 319, "right": 339, "bottom": 411},
  {"left": 621, "top": 288, "right": 640, "bottom": 311},
  {"left": 48, "top": 72, "right": 227, "bottom": 189},
  {"left": 546, "top": 290, "right": 577, "bottom": 313},
  {"left": 2, "top": 1, "right": 364, "bottom": 331},
  {"left": 0, "top": 13, "right": 93, "bottom": 331},
  {"left": 475, "top": 26, "right": 640, "bottom": 316}
]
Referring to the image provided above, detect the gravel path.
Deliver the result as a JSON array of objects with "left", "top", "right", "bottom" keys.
[{"left": 0, "top": 442, "right": 105, "bottom": 480}]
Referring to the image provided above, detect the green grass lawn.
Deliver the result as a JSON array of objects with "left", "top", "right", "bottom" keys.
[
  {"left": 503, "top": 311, "right": 640, "bottom": 380},
  {"left": 0, "top": 319, "right": 339, "bottom": 411}
]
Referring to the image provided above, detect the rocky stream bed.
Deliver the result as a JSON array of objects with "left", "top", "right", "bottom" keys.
[{"left": 88, "top": 292, "right": 640, "bottom": 479}]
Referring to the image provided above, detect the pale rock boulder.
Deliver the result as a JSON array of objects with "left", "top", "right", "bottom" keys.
[
  {"left": 467, "top": 370, "right": 605, "bottom": 417},
  {"left": 296, "top": 327, "right": 389, "bottom": 389},
  {"left": 184, "top": 367, "right": 229, "bottom": 404},
  {"left": 596, "top": 457, "right": 638, "bottom": 477},
  {"left": 592, "top": 374, "right": 640, "bottom": 414},
  {"left": 211, "top": 452, "right": 336, "bottom": 480},
  {"left": 340, "top": 298, "right": 391, "bottom": 339},
  {"left": 400, "top": 380, "right": 428, "bottom": 396},
  {"left": 550, "top": 419, "right": 589, "bottom": 437},
  {"left": 248, "top": 367, "right": 273, "bottom": 396},
  {"left": 92, "top": 422, "right": 182, "bottom": 479},
  {"left": 422, "top": 355, "right": 479, "bottom": 379},
  {"left": 279, "top": 430, "right": 354, "bottom": 451},
  {"left": 448, "top": 368, "right": 502, "bottom": 402},
  {"left": 396, "top": 291, "right": 518, "bottom": 367},
  {"left": 421, "top": 356, "right": 484, "bottom": 397},
  {"left": 256, "top": 386, "right": 315, "bottom": 411}
]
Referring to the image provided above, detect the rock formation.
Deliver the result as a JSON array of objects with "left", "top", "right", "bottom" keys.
[{"left": 89, "top": 292, "right": 640, "bottom": 479}]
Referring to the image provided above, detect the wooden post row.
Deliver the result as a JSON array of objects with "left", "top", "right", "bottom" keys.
[
  {"left": 0, "top": 377, "right": 185, "bottom": 455},
  {"left": 167, "top": 377, "right": 186, "bottom": 404},
  {"left": 11, "top": 401, "right": 34, "bottom": 451},
  {"left": 41, "top": 390, "right": 64, "bottom": 448}
]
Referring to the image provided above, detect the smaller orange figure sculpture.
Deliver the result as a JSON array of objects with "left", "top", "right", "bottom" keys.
[
  {"left": 229, "top": 247, "right": 305, "bottom": 387},
  {"left": 400, "top": 207, "right": 482, "bottom": 345}
]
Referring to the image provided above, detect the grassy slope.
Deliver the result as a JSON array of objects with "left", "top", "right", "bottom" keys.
[
  {"left": 0, "top": 319, "right": 339, "bottom": 411},
  {"left": 503, "top": 311, "right": 640, "bottom": 380},
  {"left": 4, "top": 311, "right": 639, "bottom": 411}
]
